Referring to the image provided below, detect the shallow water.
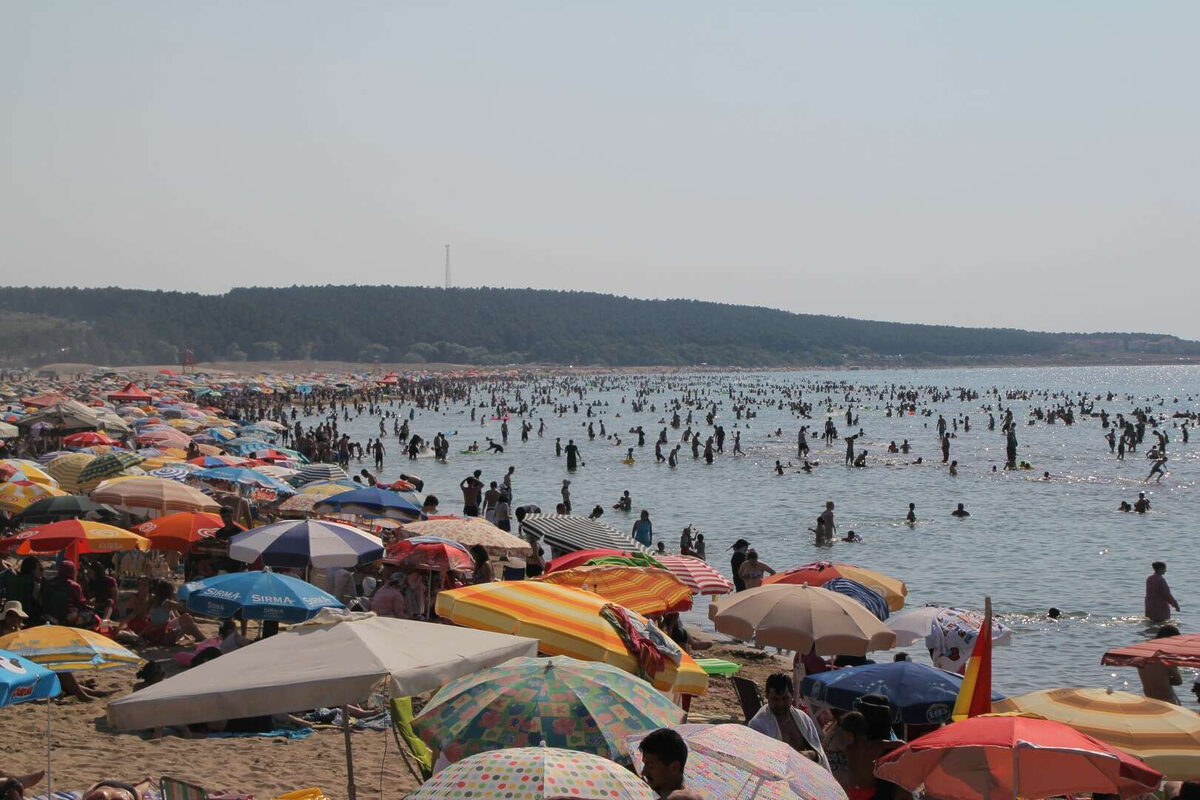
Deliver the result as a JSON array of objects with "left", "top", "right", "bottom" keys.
[{"left": 309, "top": 365, "right": 1200, "bottom": 699}]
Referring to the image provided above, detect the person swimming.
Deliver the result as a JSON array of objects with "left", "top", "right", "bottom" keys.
[
  {"left": 906, "top": 502, "right": 916, "bottom": 523},
  {"left": 842, "top": 530, "right": 862, "bottom": 542},
  {"left": 951, "top": 503, "right": 970, "bottom": 517}
]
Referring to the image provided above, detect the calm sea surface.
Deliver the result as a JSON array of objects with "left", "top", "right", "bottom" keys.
[{"left": 307, "top": 365, "right": 1200, "bottom": 699}]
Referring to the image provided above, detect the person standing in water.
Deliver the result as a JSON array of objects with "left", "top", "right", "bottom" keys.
[
  {"left": 564, "top": 439, "right": 580, "bottom": 470},
  {"left": 905, "top": 503, "right": 916, "bottom": 524},
  {"left": 1145, "top": 561, "right": 1180, "bottom": 624}
]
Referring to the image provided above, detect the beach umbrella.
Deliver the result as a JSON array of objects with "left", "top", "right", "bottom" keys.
[
  {"left": 275, "top": 492, "right": 324, "bottom": 516},
  {"left": 0, "top": 649, "right": 62, "bottom": 706},
  {"left": 1101, "top": 634, "right": 1200, "bottom": 668},
  {"left": 299, "top": 479, "right": 359, "bottom": 496},
  {"left": 518, "top": 513, "right": 650, "bottom": 555},
  {"left": 187, "top": 455, "right": 246, "bottom": 468},
  {"left": 413, "top": 655, "right": 684, "bottom": 767},
  {"left": 402, "top": 517, "right": 532, "bottom": 558},
  {"left": 536, "top": 565, "right": 693, "bottom": 616},
  {"left": 191, "top": 466, "right": 297, "bottom": 495},
  {"left": 228, "top": 519, "right": 384, "bottom": 568},
  {"left": 90, "top": 476, "right": 221, "bottom": 515},
  {"left": 408, "top": 747, "right": 656, "bottom": 800},
  {"left": 297, "top": 463, "right": 349, "bottom": 483},
  {"left": 76, "top": 451, "right": 146, "bottom": 488},
  {"left": 312, "top": 486, "right": 425, "bottom": 521},
  {"left": 0, "top": 460, "right": 58, "bottom": 488},
  {"left": 135, "top": 427, "right": 193, "bottom": 448},
  {"left": 821, "top": 577, "right": 890, "bottom": 620},
  {"left": 874, "top": 715, "right": 1163, "bottom": 800},
  {"left": 764, "top": 561, "right": 908, "bottom": 611},
  {"left": 653, "top": 554, "right": 735, "bottom": 596},
  {"left": 887, "top": 606, "right": 1015, "bottom": 647},
  {"left": 149, "top": 465, "right": 193, "bottom": 482},
  {"left": 435, "top": 581, "right": 709, "bottom": 695},
  {"left": 0, "top": 480, "right": 68, "bottom": 512},
  {"left": 0, "top": 625, "right": 142, "bottom": 673},
  {"left": 710, "top": 584, "right": 897, "bottom": 656},
  {"left": 801, "top": 661, "right": 1003, "bottom": 725},
  {"left": 10, "top": 494, "right": 117, "bottom": 525},
  {"left": 62, "top": 431, "right": 118, "bottom": 447},
  {"left": 384, "top": 536, "right": 475, "bottom": 572},
  {"left": 545, "top": 548, "right": 639, "bottom": 573},
  {"left": 5, "top": 519, "right": 148, "bottom": 555},
  {"left": 179, "top": 570, "right": 343, "bottom": 622},
  {"left": 44, "top": 452, "right": 96, "bottom": 493},
  {"left": 627, "top": 724, "right": 849, "bottom": 800},
  {"left": 132, "top": 512, "right": 223, "bottom": 552},
  {"left": 994, "top": 688, "right": 1200, "bottom": 779},
  {"left": 35, "top": 450, "right": 74, "bottom": 464}
]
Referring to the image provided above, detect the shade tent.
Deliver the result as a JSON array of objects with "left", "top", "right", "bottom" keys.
[
  {"left": 518, "top": 514, "right": 650, "bottom": 556},
  {"left": 107, "top": 382, "right": 152, "bottom": 404},
  {"left": 107, "top": 612, "right": 538, "bottom": 731},
  {"left": 16, "top": 400, "right": 101, "bottom": 432}
]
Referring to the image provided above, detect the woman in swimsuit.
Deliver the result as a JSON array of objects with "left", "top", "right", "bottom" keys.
[{"left": 737, "top": 550, "right": 776, "bottom": 589}]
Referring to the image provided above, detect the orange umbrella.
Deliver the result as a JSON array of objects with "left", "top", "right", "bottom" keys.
[
  {"left": 1102, "top": 634, "right": 1200, "bottom": 668},
  {"left": 6, "top": 520, "right": 149, "bottom": 555},
  {"left": 537, "top": 565, "right": 693, "bottom": 616},
  {"left": 133, "top": 512, "right": 224, "bottom": 552},
  {"left": 764, "top": 561, "right": 908, "bottom": 611}
]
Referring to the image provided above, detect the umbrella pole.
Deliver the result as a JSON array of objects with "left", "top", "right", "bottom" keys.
[
  {"left": 46, "top": 700, "right": 53, "bottom": 797},
  {"left": 342, "top": 705, "right": 357, "bottom": 800}
]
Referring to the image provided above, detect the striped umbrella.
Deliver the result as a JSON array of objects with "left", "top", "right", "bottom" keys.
[
  {"left": 652, "top": 555, "right": 734, "bottom": 596},
  {"left": 149, "top": 465, "right": 194, "bottom": 482},
  {"left": 764, "top": 561, "right": 908, "bottom": 611},
  {"left": 0, "top": 626, "right": 142, "bottom": 673},
  {"left": 299, "top": 480, "right": 359, "bottom": 496},
  {"left": 994, "top": 688, "right": 1200, "bottom": 779},
  {"left": 62, "top": 431, "right": 118, "bottom": 447},
  {"left": 518, "top": 514, "right": 649, "bottom": 555},
  {"left": 537, "top": 565, "right": 693, "bottom": 616},
  {"left": 90, "top": 476, "right": 221, "bottom": 515},
  {"left": 45, "top": 452, "right": 96, "bottom": 493},
  {"left": 76, "top": 451, "right": 146, "bottom": 488},
  {"left": 297, "top": 463, "right": 349, "bottom": 483},
  {"left": 435, "top": 581, "right": 709, "bottom": 695},
  {"left": 401, "top": 517, "right": 531, "bottom": 558},
  {"left": 822, "top": 577, "right": 890, "bottom": 620},
  {"left": 133, "top": 512, "right": 223, "bottom": 552},
  {"left": 1102, "top": 634, "right": 1200, "bottom": 669},
  {"left": 0, "top": 480, "right": 68, "bottom": 512},
  {"left": 228, "top": 519, "right": 384, "bottom": 568},
  {"left": 6, "top": 519, "right": 149, "bottom": 555}
]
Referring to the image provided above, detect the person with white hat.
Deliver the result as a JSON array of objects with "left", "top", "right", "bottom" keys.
[{"left": 1, "top": 599, "right": 28, "bottom": 635}]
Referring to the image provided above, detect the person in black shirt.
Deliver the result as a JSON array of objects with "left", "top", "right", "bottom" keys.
[{"left": 729, "top": 539, "right": 750, "bottom": 592}]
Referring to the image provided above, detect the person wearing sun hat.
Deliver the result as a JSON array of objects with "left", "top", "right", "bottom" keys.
[{"left": 1, "top": 599, "right": 29, "bottom": 635}]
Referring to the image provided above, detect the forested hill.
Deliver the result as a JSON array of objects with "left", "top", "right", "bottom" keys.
[{"left": 0, "top": 285, "right": 1195, "bottom": 368}]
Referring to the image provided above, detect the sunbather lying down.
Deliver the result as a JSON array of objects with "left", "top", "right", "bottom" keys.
[
  {"left": 1, "top": 771, "right": 44, "bottom": 800},
  {"left": 81, "top": 779, "right": 155, "bottom": 800}
]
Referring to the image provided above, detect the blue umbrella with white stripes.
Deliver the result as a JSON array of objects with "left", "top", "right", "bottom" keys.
[
  {"left": 192, "top": 466, "right": 298, "bottom": 495},
  {"left": 297, "top": 463, "right": 350, "bottom": 483},
  {"left": 822, "top": 577, "right": 890, "bottom": 620},
  {"left": 178, "top": 570, "right": 343, "bottom": 622},
  {"left": 228, "top": 519, "right": 384, "bottom": 568}
]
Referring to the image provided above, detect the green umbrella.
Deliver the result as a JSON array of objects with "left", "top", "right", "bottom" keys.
[
  {"left": 11, "top": 495, "right": 118, "bottom": 525},
  {"left": 76, "top": 451, "right": 146, "bottom": 488}
]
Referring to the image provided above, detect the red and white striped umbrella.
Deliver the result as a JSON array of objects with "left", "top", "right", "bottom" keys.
[{"left": 655, "top": 555, "right": 734, "bottom": 596}]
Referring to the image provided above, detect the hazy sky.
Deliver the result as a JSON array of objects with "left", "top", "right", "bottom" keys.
[{"left": 4, "top": 3, "right": 1198, "bottom": 337}]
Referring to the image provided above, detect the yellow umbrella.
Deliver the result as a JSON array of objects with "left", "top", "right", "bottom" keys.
[
  {"left": 436, "top": 581, "right": 708, "bottom": 695},
  {"left": 537, "top": 565, "right": 694, "bottom": 616},
  {"left": 46, "top": 453, "right": 96, "bottom": 494},
  {"left": 0, "top": 459, "right": 59, "bottom": 488},
  {"left": 300, "top": 482, "right": 357, "bottom": 497},
  {"left": 0, "top": 625, "right": 142, "bottom": 672},
  {"left": 994, "top": 688, "right": 1200, "bottom": 779},
  {"left": 0, "top": 480, "right": 68, "bottom": 512}
]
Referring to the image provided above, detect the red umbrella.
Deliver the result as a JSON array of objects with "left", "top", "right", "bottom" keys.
[
  {"left": 383, "top": 537, "right": 474, "bottom": 572},
  {"left": 655, "top": 555, "right": 734, "bottom": 595},
  {"left": 63, "top": 432, "right": 119, "bottom": 447},
  {"left": 544, "top": 548, "right": 626, "bottom": 574},
  {"left": 133, "top": 512, "right": 224, "bottom": 553},
  {"left": 874, "top": 715, "right": 1163, "bottom": 800},
  {"left": 1101, "top": 634, "right": 1200, "bottom": 668}
]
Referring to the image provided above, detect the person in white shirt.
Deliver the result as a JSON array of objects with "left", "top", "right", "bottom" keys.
[{"left": 747, "top": 672, "right": 831, "bottom": 771}]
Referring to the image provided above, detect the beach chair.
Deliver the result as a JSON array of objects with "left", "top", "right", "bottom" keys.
[
  {"left": 160, "top": 777, "right": 208, "bottom": 800},
  {"left": 388, "top": 696, "right": 434, "bottom": 783},
  {"left": 731, "top": 676, "right": 764, "bottom": 724},
  {"left": 273, "top": 789, "right": 329, "bottom": 800}
]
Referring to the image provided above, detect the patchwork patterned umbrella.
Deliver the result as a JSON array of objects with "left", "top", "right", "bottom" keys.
[
  {"left": 0, "top": 460, "right": 58, "bottom": 487},
  {"left": 537, "top": 565, "right": 693, "bottom": 616},
  {"left": 0, "top": 626, "right": 142, "bottom": 672},
  {"left": 414, "top": 656, "right": 683, "bottom": 767},
  {"left": 407, "top": 747, "right": 656, "bottom": 800}
]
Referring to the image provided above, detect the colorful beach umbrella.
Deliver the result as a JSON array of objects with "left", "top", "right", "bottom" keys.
[
  {"left": 401, "top": 517, "right": 531, "bottom": 558},
  {"left": 179, "top": 570, "right": 343, "bottom": 622},
  {"left": 384, "top": 536, "right": 475, "bottom": 572},
  {"left": 545, "top": 548, "right": 643, "bottom": 573},
  {"left": 537, "top": 565, "right": 693, "bottom": 616},
  {"left": 228, "top": 519, "right": 384, "bottom": 568},
  {"left": 90, "top": 476, "right": 221, "bottom": 514},
  {"left": 994, "top": 687, "right": 1200, "bottom": 779},
  {"left": 191, "top": 466, "right": 297, "bottom": 495},
  {"left": 413, "top": 655, "right": 684, "bottom": 767},
  {"left": 874, "top": 715, "right": 1163, "bottom": 800},
  {"left": 407, "top": 747, "right": 656, "bottom": 800},
  {"left": 62, "top": 431, "right": 118, "bottom": 447},
  {"left": 10, "top": 494, "right": 117, "bottom": 525},
  {"left": 801, "top": 661, "right": 1004, "bottom": 725},
  {"left": 887, "top": 606, "right": 1015, "bottom": 647},
  {"left": 710, "top": 584, "right": 897, "bottom": 656},
  {"left": 297, "top": 463, "right": 350, "bottom": 483},
  {"left": 764, "top": 561, "right": 908, "bottom": 611},
  {"left": 6, "top": 519, "right": 149, "bottom": 555},
  {"left": 435, "top": 581, "right": 708, "bottom": 695},
  {"left": 1102, "top": 634, "right": 1200, "bottom": 668},
  {"left": 653, "top": 555, "right": 734, "bottom": 596},
  {"left": 312, "top": 486, "right": 425, "bottom": 521},
  {"left": 627, "top": 724, "right": 848, "bottom": 800},
  {"left": 132, "top": 512, "right": 223, "bottom": 552},
  {"left": 821, "top": 577, "right": 889, "bottom": 621},
  {"left": 44, "top": 452, "right": 96, "bottom": 493},
  {"left": 0, "top": 480, "right": 68, "bottom": 512},
  {"left": 76, "top": 451, "right": 146, "bottom": 487},
  {"left": 0, "top": 649, "right": 62, "bottom": 706},
  {"left": 0, "top": 460, "right": 58, "bottom": 487},
  {"left": 0, "top": 626, "right": 142, "bottom": 673}
]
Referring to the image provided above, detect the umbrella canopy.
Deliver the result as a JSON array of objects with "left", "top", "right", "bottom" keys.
[
  {"left": 888, "top": 606, "right": 1015, "bottom": 648},
  {"left": 313, "top": 486, "right": 425, "bottom": 521},
  {"left": 820, "top": 577, "right": 890, "bottom": 621},
  {"left": 275, "top": 493, "right": 324, "bottom": 516},
  {"left": 0, "top": 626, "right": 142, "bottom": 673},
  {"left": 627, "top": 724, "right": 849, "bottom": 800},
  {"left": 435, "top": 581, "right": 708, "bottom": 695},
  {"left": 994, "top": 688, "right": 1200, "bottom": 779},
  {"left": 0, "top": 480, "right": 68, "bottom": 512},
  {"left": 0, "top": 459, "right": 58, "bottom": 485},
  {"left": 414, "top": 655, "right": 684, "bottom": 767},
  {"left": 874, "top": 715, "right": 1163, "bottom": 800},
  {"left": 132, "top": 512, "right": 223, "bottom": 552},
  {"left": 710, "top": 584, "right": 897, "bottom": 656},
  {"left": 0, "top": 649, "right": 62, "bottom": 706},
  {"left": 179, "top": 570, "right": 344, "bottom": 622},
  {"left": 76, "top": 451, "right": 147, "bottom": 488},
  {"left": 228, "top": 519, "right": 384, "bottom": 568},
  {"left": 5, "top": 519, "right": 149, "bottom": 555},
  {"left": 10, "top": 494, "right": 117, "bottom": 525},
  {"left": 384, "top": 536, "right": 474, "bottom": 572},
  {"left": 297, "top": 463, "right": 350, "bottom": 483},
  {"left": 91, "top": 477, "right": 220, "bottom": 515},
  {"left": 1101, "top": 634, "right": 1200, "bottom": 668},
  {"left": 537, "top": 565, "right": 693, "bottom": 616},
  {"left": 62, "top": 431, "right": 118, "bottom": 448},
  {"left": 106, "top": 613, "right": 538, "bottom": 730},
  {"left": 545, "top": 548, "right": 641, "bottom": 573},
  {"left": 191, "top": 466, "right": 297, "bottom": 495},
  {"left": 402, "top": 517, "right": 532, "bottom": 558},
  {"left": 801, "top": 661, "right": 1004, "bottom": 725},
  {"left": 135, "top": 427, "right": 193, "bottom": 448},
  {"left": 518, "top": 514, "right": 650, "bottom": 555},
  {"left": 654, "top": 554, "right": 735, "bottom": 596},
  {"left": 764, "top": 561, "right": 908, "bottom": 611},
  {"left": 408, "top": 747, "right": 657, "bottom": 800},
  {"left": 299, "top": 479, "right": 359, "bottom": 496}
]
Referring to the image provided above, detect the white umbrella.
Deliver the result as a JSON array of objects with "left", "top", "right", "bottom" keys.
[
  {"left": 228, "top": 519, "right": 384, "bottom": 568},
  {"left": 887, "top": 605, "right": 1015, "bottom": 647}
]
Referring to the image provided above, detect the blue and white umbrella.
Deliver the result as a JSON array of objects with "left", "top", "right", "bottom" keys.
[
  {"left": 823, "top": 577, "right": 890, "bottom": 620},
  {"left": 228, "top": 519, "right": 384, "bottom": 568},
  {"left": 150, "top": 465, "right": 194, "bottom": 482},
  {"left": 801, "top": 660, "right": 1005, "bottom": 725},
  {"left": 0, "top": 649, "right": 61, "bottom": 707},
  {"left": 298, "top": 463, "right": 350, "bottom": 483},
  {"left": 312, "top": 487, "right": 426, "bottom": 521},
  {"left": 192, "top": 466, "right": 298, "bottom": 495},
  {"left": 178, "top": 570, "right": 343, "bottom": 623}
]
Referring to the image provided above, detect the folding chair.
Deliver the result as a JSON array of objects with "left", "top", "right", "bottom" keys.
[
  {"left": 388, "top": 696, "right": 434, "bottom": 782},
  {"left": 159, "top": 777, "right": 208, "bottom": 800},
  {"left": 731, "top": 676, "right": 764, "bottom": 724}
]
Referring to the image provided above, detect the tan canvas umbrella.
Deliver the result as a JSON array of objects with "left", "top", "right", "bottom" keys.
[
  {"left": 402, "top": 517, "right": 532, "bottom": 558},
  {"left": 45, "top": 452, "right": 96, "bottom": 493},
  {"left": 91, "top": 476, "right": 220, "bottom": 515},
  {"left": 709, "top": 583, "right": 897, "bottom": 655}
]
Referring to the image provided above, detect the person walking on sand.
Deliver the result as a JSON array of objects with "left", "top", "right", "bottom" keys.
[{"left": 1145, "top": 561, "right": 1180, "bottom": 624}]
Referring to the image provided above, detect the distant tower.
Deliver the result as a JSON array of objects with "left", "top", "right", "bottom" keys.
[{"left": 444, "top": 244, "right": 451, "bottom": 289}]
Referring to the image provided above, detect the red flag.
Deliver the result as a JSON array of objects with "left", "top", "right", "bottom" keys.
[{"left": 952, "top": 596, "right": 993, "bottom": 720}]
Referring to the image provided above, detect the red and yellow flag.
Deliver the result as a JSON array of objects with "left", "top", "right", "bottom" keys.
[{"left": 952, "top": 596, "right": 993, "bottom": 721}]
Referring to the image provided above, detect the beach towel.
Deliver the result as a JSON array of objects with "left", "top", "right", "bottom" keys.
[{"left": 600, "top": 603, "right": 681, "bottom": 685}]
